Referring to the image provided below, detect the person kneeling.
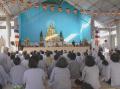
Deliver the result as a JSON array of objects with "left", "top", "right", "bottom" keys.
[
  {"left": 49, "top": 57, "right": 71, "bottom": 89},
  {"left": 10, "top": 57, "right": 26, "bottom": 89},
  {"left": 23, "top": 55, "right": 46, "bottom": 89}
]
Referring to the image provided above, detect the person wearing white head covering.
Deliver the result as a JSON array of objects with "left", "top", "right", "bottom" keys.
[
  {"left": 16, "top": 51, "right": 25, "bottom": 62},
  {"left": 76, "top": 52, "right": 82, "bottom": 65},
  {"left": 102, "top": 40, "right": 110, "bottom": 61},
  {"left": 10, "top": 42, "right": 17, "bottom": 53},
  {"left": 38, "top": 55, "right": 47, "bottom": 72},
  {"left": 0, "top": 47, "right": 13, "bottom": 73}
]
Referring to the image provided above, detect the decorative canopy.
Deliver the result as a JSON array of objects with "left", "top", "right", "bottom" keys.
[{"left": 0, "top": 0, "right": 120, "bottom": 26}]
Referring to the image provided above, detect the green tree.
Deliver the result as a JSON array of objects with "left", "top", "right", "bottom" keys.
[
  {"left": 60, "top": 31, "right": 64, "bottom": 41},
  {"left": 40, "top": 31, "right": 43, "bottom": 41},
  {"left": 40, "top": 31, "right": 44, "bottom": 47}
]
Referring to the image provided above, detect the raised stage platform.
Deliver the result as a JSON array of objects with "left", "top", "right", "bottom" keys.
[{"left": 23, "top": 46, "right": 90, "bottom": 53}]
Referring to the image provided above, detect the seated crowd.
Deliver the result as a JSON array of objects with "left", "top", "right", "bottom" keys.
[{"left": 0, "top": 47, "right": 120, "bottom": 89}]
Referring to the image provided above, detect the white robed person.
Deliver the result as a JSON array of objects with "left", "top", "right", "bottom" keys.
[
  {"left": 107, "top": 53, "right": 120, "bottom": 88},
  {"left": 67, "top": 53, "right": 81, "bottom": 87},
  {"left": 102, "top": 40, "right": 110, "bottom": 61},
  {"left": 49, "top": 57, "right": 71, "bottom": 89},
  {"left": 0, "top": 65, "right": 9, "bottom": 87},
  {"left": 23, "top": 55, "right": 46, "bottom": 89},
  {"left": 10, "top": 57, "right": 26, "bottom": 87},
  {"left": 10, "top": 41, "right": 17, "bottom": 53},
  {"left": 0, "top": 47, "right": 13, "bottom": 73},
  {"left": 0, "top": 36, "right": 5, "bottom": 53},
  {"left": 82, "top": 56, "right": 101, "bottom": 89}
]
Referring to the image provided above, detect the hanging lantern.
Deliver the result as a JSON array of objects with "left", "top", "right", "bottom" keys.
[
  {"left": 19, "top": 0, "right": 24, "bottom": 3},
  {"left": 80, "top": 9, "right": 84, "bottom": 12},
  {"left": 42, "top": 4, "right": 47, "bottom": 10},
  {"left": 117, "top": 12, "right": 120, "bottom": 16},
  {"left": 50, "top": 5, "right": 55, "bottom": 12},
  {"left": 58, "top": 7, "right": 62, "bottom": 12},
  {"left": 11, "top": 0, "right": 16, "bottom": 4},
  {"left": 27, "top": 1, "right": 32, "bottom": 7},
  {"left": 66, "top": 8, "right": 70, "bottom": 14},
  {"left": 73, "top": 9, "right": 78, "bottom": 14},
  {"left": 111, "top": 11, "right": 114, "bottom": 15},
  {"left": 69, "top": 1, "right": 74, "bottom": 6},
  {"left": 95, "top": 35, "right": 100, "bottom": 38},
  {"left": 34, "top": 2, "right": 39, "bottom": 8},
  {"left": 95, "top": 38, "right": 99, "bottom": 46},
  {"left": 95, "top": 30, "right": 99, "bottom": 33},
  {"left": 94, "top": 13, "right": 97, "bottom": 16},
  {"left": 74, "top": 1, "right": 79, "bottom": 7},
  {"left": 95, "top": 28, "right": 100, "bottom": 46},
  {"left": 93, "top": 10, "right": 97, "bottom": 15}
]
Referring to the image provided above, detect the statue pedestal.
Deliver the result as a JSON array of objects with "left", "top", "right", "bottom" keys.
[
  {"left": 23, "top": 46, "right": 90, "bottom": 53},
  {"left": 46, "top": 41, "right": 63, "bottom": 47}
]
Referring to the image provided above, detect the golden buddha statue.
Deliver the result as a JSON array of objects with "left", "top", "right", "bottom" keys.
[{"left": 45, "top": 24, "right": 61, "bottom": 47}]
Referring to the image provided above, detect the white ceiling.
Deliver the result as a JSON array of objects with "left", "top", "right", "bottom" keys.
[{"left": 67, "top": 0, "right": 120, "bottom": 26}]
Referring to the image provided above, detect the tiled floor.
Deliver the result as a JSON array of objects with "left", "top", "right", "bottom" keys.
[{"left": 3, "top": 83, "right": 120, "bottom": 89}]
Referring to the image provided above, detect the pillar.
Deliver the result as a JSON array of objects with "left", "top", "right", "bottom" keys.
[
  {"left": 116, "top": 21, "right": 120, "bottom": 49},
  {"left": 91, "top": 16, "right": 95, "bottom": 40},
  {"left": 14, "top": 17, "right": 19, "bottom": 47},
  {"left": 108, "top": 29, "right": 112, "bottom": 49},
  {"left": 91, "top": 16, "right": 96, "bottom": 48},
  {"left": 6, "top": 15, "right": 11, "bottom": 47}
]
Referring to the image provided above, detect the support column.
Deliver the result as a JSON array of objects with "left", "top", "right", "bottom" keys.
[
  {"left": 6, "top": 15, "right": 11, "bottom": 47},
  {"left": 91, "top": 16, "right": 96, "bottom": 48},
  {"left": 14, "top": 17, "right": 19, "bottom": 47},
  {"left": 108, "top": 29, "right": 112, "bottom": 49},
  {"left": 91, "top": 16, "right": 95, "bottom": 40},
  {"left": 116, "top": 21, "right": 120, "bottom": 49}
]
